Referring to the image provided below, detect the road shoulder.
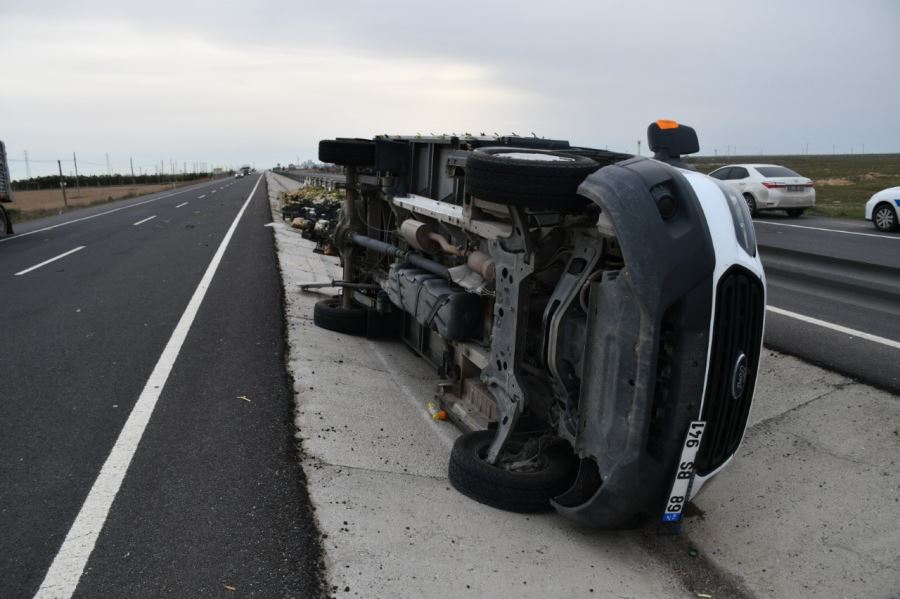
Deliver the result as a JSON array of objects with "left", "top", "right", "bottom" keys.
[
  {"left": 267, "top": 173, "right": 693, "bottom": 598},
  {"left": 269, "top": 172, "right": 900, "bottom": 598}
]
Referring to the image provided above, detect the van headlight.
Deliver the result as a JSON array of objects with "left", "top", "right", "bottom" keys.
[{"left": 715, "top": 181, "right": 757, "bottom": 257}]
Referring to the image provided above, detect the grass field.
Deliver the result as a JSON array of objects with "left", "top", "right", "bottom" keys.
[
  {"left": 5, "top": 180, "right": 214, "bottom": 223},
  {"left": 688, "top": 154, "right": 900, "bottom": 219}
]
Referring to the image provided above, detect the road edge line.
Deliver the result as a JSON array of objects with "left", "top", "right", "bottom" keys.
[
  {"left": 754, "top": 220, "right": 900, "bottom": 240},
  {"left": 767, "top": 305, "right": 900, "bottom": 349}
]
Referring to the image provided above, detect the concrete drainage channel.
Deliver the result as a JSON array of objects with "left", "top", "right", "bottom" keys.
[{"left": 266, "top": 172, "right": 900, "bottom": 598}]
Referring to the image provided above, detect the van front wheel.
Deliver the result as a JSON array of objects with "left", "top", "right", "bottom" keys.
[{"left": 448, "top": 430, "right": 578, "bottom": 513}]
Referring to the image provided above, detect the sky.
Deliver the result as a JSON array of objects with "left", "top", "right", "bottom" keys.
[{"left": 2, "top": 0, "right": 899, "bottom": 179}]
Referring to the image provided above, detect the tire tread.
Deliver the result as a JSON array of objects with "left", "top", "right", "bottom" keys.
[{"left": 312, "top": 297, "right": 368, "bottom": 335}]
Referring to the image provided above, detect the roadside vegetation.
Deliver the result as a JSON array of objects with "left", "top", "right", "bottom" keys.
[
  {"left": 6, "top": 179, "right": 218, "bottom": 224},
  {"left": 689, "top": 154, "right": 900, "bottom": 219},
  {"left": 11, "top": 172, "right": 211, "bottom": 192}
]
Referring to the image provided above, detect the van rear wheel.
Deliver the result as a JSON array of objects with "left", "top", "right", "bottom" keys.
[
  {"left": 318, "top": 140, "right": 376, "bottom": 167},
  {"left": 312, "top": 297, "right": 369, "bottom": 335}
]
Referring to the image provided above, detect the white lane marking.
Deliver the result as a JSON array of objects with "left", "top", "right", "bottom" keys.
[
  {"left": 211, "top": 190, "right": 217, "bottom": 194},
  {"left": 132, "top": 215, "right": 156, "bottom": 226},
  {"left": 175, "top": 202, "right": 188, "bottom": 208},
  {"left": 263, "top": 222, "right": 274, "bottom": 228},
  {"left": 0, "top": 182, "right": 220, "bottom": 245},
  {"left": 14, "top": 246, "right": 85, "bottom": 276},
  {"left": 767, "top": 305, "right": 900, "bottom": 350},
  {"left": 755, "top": 220, "right": 899, "bottom": 240},
  {"left": 33, "top": 175, "right": 263, "bottom": 599},
  {"left": 198, "top": 194, "right": 206, "bottom": 199}
]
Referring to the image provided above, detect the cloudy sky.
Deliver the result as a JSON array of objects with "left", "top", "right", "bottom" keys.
[{"left": 2, "top": 0, "right": 898, "bottom": 179}]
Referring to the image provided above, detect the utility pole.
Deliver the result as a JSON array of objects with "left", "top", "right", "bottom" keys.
[
  {"left": 57, "top": 160, "right": 69, "bottom": 208},
  {"left": 24, "top": 150, "right": 31, "bottom": 179},
  {"left": 106, "top": 152, "right": 111, "bottom": 176},
  {"left": 73, "top": 152, "right": 81, "bottom": 197},
  {"left": 130, "top": 157, "right": 136, "bottom": 185},
  {"left": 636, "top": 140, "right": 641, "bottom": 156},
  {"left": 160, "top": 160, "right": 164, "bottom": 184}
]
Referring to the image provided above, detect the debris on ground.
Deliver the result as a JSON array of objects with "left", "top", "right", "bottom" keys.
[{"left": 281, "top": 185, "right": 341, "bottom": 254}]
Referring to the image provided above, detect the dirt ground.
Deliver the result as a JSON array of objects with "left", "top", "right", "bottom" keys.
[{"left": 9, "top": 184, "right": 179, "bottom": 213}]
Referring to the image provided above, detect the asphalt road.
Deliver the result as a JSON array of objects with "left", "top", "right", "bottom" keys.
[
  {"left": 754, "top": 212, "right": 900, "bottom": 393},
  {"left": 0, "top": 176, "right": 322, "bottom": 597}
]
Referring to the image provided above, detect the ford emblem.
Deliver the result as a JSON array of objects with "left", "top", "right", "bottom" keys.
[{"left": 731, "top": 352, "right": 748, "bottom": 400}]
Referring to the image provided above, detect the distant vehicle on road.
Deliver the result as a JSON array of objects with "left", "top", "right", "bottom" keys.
[
  {"left": 0, "top": 140, "right": 13, "bottom": 236},
  {"left": 709, "top": 163, "right": 815, "bottom": 217},
  {"left": 865, "top": 186, "right": 900, "bottom": 232}
]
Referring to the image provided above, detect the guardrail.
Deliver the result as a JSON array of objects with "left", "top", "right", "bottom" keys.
[
  {"left": 758, "top": 244, "right": 900, "bottom": 311},
  {"left": 278, "top": 170, "right": 345, "bottom": 190}
]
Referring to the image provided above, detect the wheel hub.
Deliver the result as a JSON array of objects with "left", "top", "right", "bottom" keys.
[
  {"left": 488, "top": 436, "right": 552, "bottom": 473},
  {"left": 875, "top": 207, "right": 894, "bottom": 228}
]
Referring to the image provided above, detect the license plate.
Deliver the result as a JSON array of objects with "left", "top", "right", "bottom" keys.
[
  {"left": 787, "top": 185, "right": 804, "bottom": 192},
  {"left": 661, "top": 421, "right": 706, "bottom": 523}
]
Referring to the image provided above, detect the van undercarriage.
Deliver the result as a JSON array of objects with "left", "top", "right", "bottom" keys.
[{"left": 308, "top": 124, "right": 765, "bottom": 528}]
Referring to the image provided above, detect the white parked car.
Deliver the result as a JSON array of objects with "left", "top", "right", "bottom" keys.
[
  {"left": 865, "top": 186, "right": 900, "bottom": 232},
  {"left": 709, "top": 164, "right": 815, "bottom": 217}
]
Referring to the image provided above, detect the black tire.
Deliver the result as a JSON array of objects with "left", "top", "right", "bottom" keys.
[
  {"left": 318, "top": 140, "right": 376, "bottom": 167},
  {"left": 872, "top": 202, "right": 899, "bottom": 232},
  {"left": 743, "top": 193, "right": 758, "bottom": 217},
  {"left": 465, "top": 147, "right": 599, "bottom": 210},
  {"left": 448, "top": 430, "right": 578, "bottom": 513},
  {"left": 312, "top": 297, "right": 368, "bottom": 335},
  {"left": 785, "top": 208, "right": 805, "bottom": 218},
  {"left": 0, "top": 205, "right": 10, "bottom": 236}
]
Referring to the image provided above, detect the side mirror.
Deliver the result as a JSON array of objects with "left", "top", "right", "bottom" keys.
[{"left": 647, "top": 120, "right": 699, "bottom": 162}]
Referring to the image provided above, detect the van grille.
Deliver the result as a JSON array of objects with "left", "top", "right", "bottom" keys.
[{"left": 694, "top": 267, "right": 764, "bottom": 475}]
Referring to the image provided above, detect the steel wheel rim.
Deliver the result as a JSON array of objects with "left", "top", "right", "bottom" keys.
[{"left": 875, "top": 207, "right": 894, "bottom": 229}]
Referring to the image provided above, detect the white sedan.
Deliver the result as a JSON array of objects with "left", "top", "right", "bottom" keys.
[
  {"left": 709, "top": 163, "right": 815, "bottom": 217},
  {"left": 865, "top": 186, "right": 900, "bottom": 232}
]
